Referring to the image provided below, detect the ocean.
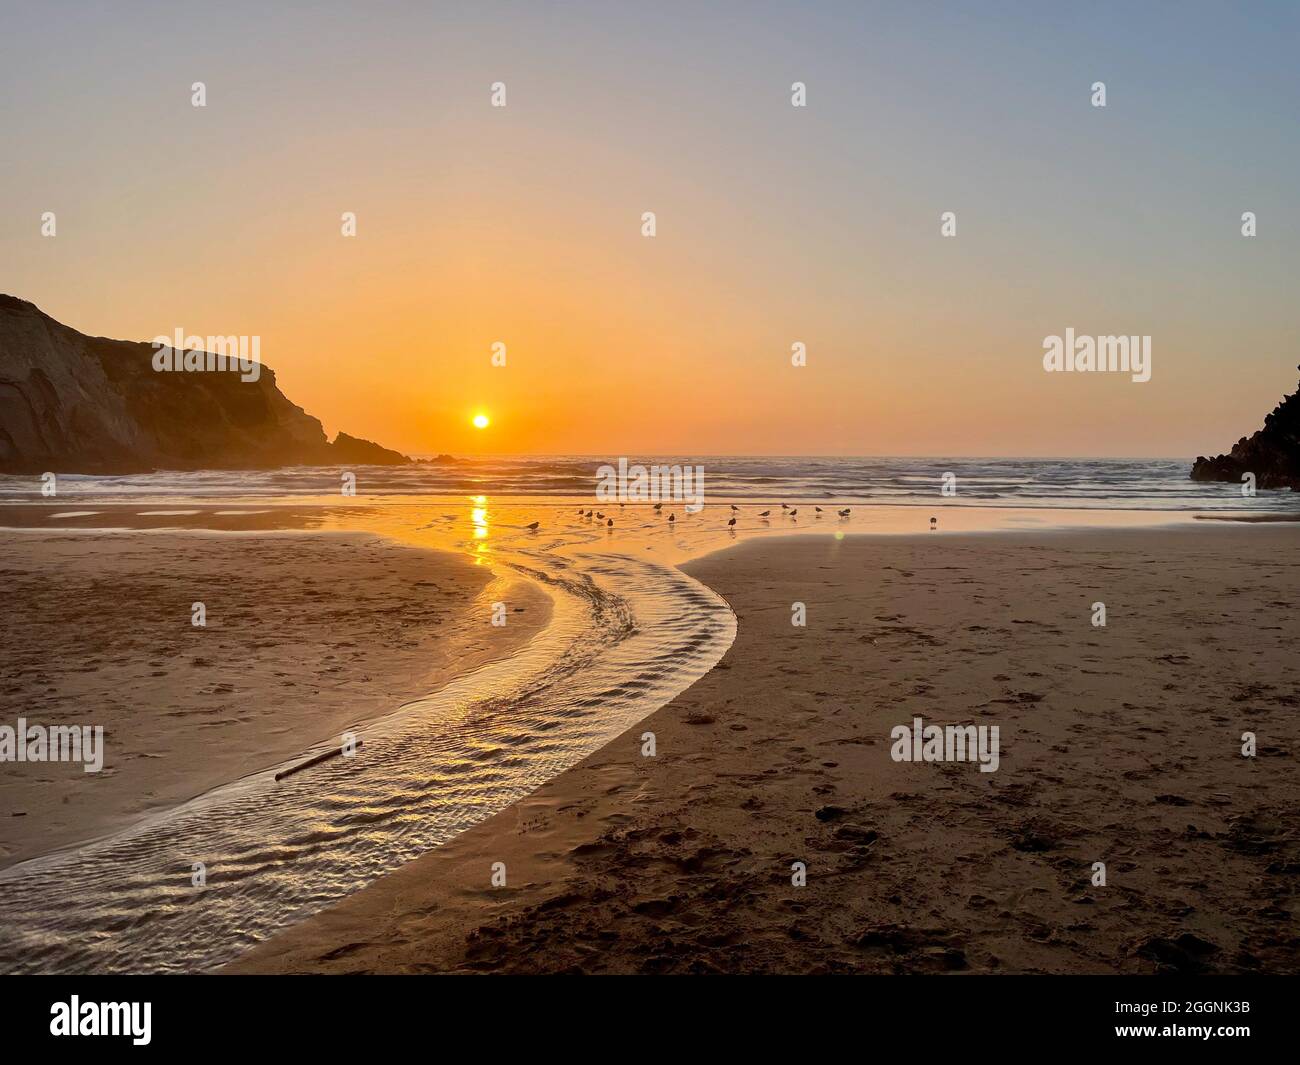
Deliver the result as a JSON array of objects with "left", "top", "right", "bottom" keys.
[{"left": 1, "top": 455, "right": 1295, "bottom": 512}]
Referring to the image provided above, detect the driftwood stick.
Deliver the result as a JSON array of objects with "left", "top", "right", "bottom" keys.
[{"left": 274, "top": 740, "right": 363, "bottom": 782}]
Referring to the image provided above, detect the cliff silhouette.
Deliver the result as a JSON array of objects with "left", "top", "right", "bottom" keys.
[{"left": 0, "top": 295, "right": 409, "bottom": 474}]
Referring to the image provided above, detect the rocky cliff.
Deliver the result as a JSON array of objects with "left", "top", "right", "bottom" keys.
[
  {"left": 1191, "top": 367, "right": 1300, "bottom": 490},
  {"left": 0, "top": 295, "right": 409, "bottom": 473}
]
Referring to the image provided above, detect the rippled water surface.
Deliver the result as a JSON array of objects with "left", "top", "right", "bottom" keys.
[{"left": 0, "top": 501, "right": 748, "bottom": 973}]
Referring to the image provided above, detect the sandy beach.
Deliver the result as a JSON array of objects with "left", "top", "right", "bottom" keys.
[
  {"left": 229, "top": 524, "right": 1300, "bottom": 975},
  {"left": 0, "top": 530, "right": 550, "bottom": 868}
]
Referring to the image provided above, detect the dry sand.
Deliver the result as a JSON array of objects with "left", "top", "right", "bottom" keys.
[
  {"left": 229, "top": 524, "right": 1300, "bottom": 975},
  {"left": 0, "top": 531, "right": 550, "bottom": 868}
]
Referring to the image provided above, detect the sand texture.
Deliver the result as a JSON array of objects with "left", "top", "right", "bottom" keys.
[
  {"left": 0, "top": 531, "right": 549, "bottom": 868},
  {"left": 229, "top": 526, "right": 1300, "bottom": 975}
]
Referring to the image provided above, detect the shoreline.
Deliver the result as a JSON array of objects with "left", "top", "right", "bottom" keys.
[
  {"left": 229, "top": 523, "right": 1300, "bottom": 975},
  {"left": 0, "top": 529, "right": 551, "bottom": 870}
]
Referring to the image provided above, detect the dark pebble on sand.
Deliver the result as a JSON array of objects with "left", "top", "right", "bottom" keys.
[
  {"left": 815, "top": 805, "right": 848, "bottom": 822},
  {"left": 1136, "top": 933, "right": 1220, "bottom": 973}
]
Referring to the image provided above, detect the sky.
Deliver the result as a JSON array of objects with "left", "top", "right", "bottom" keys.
[{"left": 2, "top": 0, "right": 1299, "bottom": 457}]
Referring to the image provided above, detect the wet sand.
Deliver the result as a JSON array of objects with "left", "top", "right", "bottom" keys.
[
  {"left": 229, "top": 524, "right": 1300, "bottom": 975},
  {"left": 0, "top": 531, "right": 550, "bottom": 868}
]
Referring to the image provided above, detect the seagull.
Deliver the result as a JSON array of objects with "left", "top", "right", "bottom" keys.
[
  {"left": 781, "top": 503, "right": 789, "bottom": 510},
  {"left": 653, "top": 503, "right": 663, "bottom": 511},
  {"left": 789, "top": 509, "right": 798, "bottom": 517},
  {"left": 730, "top": 504, "right": 739, "bottom": 512},
  {"left": 525, "top": 521, "right": 540, "bottom": 531},
  {"left": 727, "top": 517, "right": 737, "bottom": 527},
  {"left": 758, "top": 510, "right": 771, "bottom": 518}
]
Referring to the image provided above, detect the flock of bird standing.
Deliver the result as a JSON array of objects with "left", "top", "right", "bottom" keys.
[
  {"left": 522, "top": 503, "right": 882, "bottom": 533},
  {"left": 521, "top": 506, "right": 943, "bottom": 534}
]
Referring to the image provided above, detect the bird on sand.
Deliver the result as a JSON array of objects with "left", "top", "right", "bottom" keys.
[
  {"left": 727, "top": 517, "right": 737, "bottom": 527},
  {"left": 525, "top": 521, "right": 540, "bottom": 530},
  {"left": 596, "top": 512, "right": 604, "bottom": 519},
  {"left": 789, "top": 509, "right": 798, "bottom": 517},
  {"left": 653, "top": 502, "right": 663, "bottom": 511},
  {"left": 781, "top": 503, "right": 789, "bottom": 510},
  {"left": 730, "top": 504, "right": 739, "bottom": 512},
  {"left": 607, "top": 518, "right": 614, "bottom": 528},
  {"left": 585, "top": 510, "right": 593, "bottom": 518},
  {"left": 758, "top": 510, "right": 771, "bottom": 517},
  {"left": 930, "top": 516, "right": 937, "bottom": 530},
  {"left": 837, "top": 508, "right": 851, "bottom": 517},
  {"left": 668, "top": 513, "right": 676, "bottom": 523},
  {"left": 815, "top": 506, "right": 823, "bottom": 513}
]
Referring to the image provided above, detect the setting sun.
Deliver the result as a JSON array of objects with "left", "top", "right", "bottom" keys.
[{"left": 472, "top": 413, "right": 490, "bottom": 430}]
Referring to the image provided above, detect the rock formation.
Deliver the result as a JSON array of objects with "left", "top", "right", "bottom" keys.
[
  {"left": 1191, "top": 367, "right": 1300, "bottom": 490},
  {"left": 0, "top": 295, "right": 410, "bottom": 473},
  {"left": 330, "top": 432, "right": 410, "bottom": 466}
]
